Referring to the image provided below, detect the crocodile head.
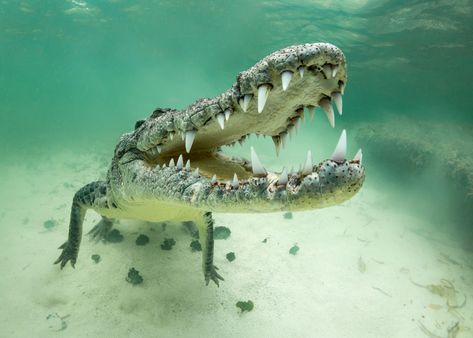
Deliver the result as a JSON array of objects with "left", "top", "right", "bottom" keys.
[{"left": 123, "top": 43, "right": 364, "bottom": 212}]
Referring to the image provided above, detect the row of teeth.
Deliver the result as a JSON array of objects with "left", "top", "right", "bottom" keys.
[
  {"left": 157, "top": 129, "right": 362, "bottom": 188},
  {"left": 147, "top": 63, "right": 343, "bottom": 156}
]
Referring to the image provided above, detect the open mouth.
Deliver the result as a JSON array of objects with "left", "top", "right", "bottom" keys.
[{"left": 136, "top": 43, "right": 362, "bottom": 187}]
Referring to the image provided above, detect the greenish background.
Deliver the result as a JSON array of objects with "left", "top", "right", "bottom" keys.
[
  {"left": 1, "top": 0, "right": 471, "bottom": 151},
  {"left": 1, "top": 1, "right": 472, "bottom": 234}
]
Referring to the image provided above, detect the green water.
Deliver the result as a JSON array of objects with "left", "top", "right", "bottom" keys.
[{"left": 1, "top": 1, "right": 473, "bottom": 337}]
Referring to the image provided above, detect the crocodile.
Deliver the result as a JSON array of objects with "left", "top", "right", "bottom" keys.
[{"left": 54, "top": 43, "right": 365, "bottom": 286}]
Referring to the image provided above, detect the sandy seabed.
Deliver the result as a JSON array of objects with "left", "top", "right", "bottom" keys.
[{"left": 0, "top": 150, "right": 472, "bottom": 338}]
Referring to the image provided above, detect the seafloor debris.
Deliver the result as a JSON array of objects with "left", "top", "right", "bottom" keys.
[
  {"left": 190, "top": 240, "right": 202, "bottom": 252},
  {"left": 358, "top": 256, "right": 366, "bottom": 273},
  {"left": 135, "top": 234, "right": 150, "bottom": 246},
  {"left": 105, "top": 229, "right": 124, "bottom": 243},
  {"left": 46, "top": 313, "right": 69, "bottom": 332},
  {"left": 262, "top": 237, "right": 268, "bottom": 243},
  {"left": 289, "top": 244, "right": 299, "bottom": 255},
  {"left": 236, "top": 300, "right": 254, "bottom": 313},
  {"left": 126, "top": 268, "right": 144, "bottom": 285},
  {"left": 226, "top": 252, "right": 236, "bottom": 262},
  {"left": 283, "top": 212, "right": 293, "bottom": 219},
  {"left": 43, "top": 219, "right": 58, "bottom": 230},
  {"left": 409, "top": 277, "right": 467, "bottom": 310},
  {"left": 214, "top": 226, "right": 231, "bottom": 240},
  {"left": 91, "top": 254, "right": 101, "bottom": 263},
  {"left": 161, "top": 238, "right": 176, "bottom": 250},
  {"left": 418, "top": 320, "right": 460, "bottom": 338}
]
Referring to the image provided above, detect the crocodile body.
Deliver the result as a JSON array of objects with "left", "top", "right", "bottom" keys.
[{"left": 55, "top": 43, "right": 365, "bottom": 285}]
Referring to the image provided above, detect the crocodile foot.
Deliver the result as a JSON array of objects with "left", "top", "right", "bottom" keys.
[
  {"left": 205, "top": 265, "right": 224, "bottom": 286},
  {"left": 54, "top": 241, "right": 78, "bottom": 269},
  {"left": 87, "top": 217, "right": 114, "bottom": 242}
]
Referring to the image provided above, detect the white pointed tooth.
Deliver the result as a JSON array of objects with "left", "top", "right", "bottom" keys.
[
  {"left": 169, "top": 158, "right": 175, "bottom": 167},
  {"left": 224, "top": 109, "right": 231, "bottom": 121},
  {"left": 288, "top": 124, "right": 295, "bottom": 139},
  {"left": 298, "top": 66, "right": 305, "bottom": 78},
  {"left": 340, "top": 82, "right": 345, "bottom": 94},
  {"left": 216, "top": 113, "right": 225, "bottom": 130},
  {"left": 211, "top": 174, "right": 217, "bottom": 184},
  {"left": 306, "top": 105, "right": 315, "bottom": 121},
  {"left": 278, "top": 167, "right": 288, "bottom": 185},
  {"left": 322, "top": 64, "right": 333, "bottom": 78},
  {"left": 185, "top": 159, "right": 191, "bottom": 170},
  {"left": 332, "top": 64, "right": 339, "bottom": 77},
  {"left": 193, "top": 167, "right": 200, "bottom": 177},
  {"left": 232, "top": 173, "right": 239, "bottom": 188},
  {"left": 332, "top": 92, "right": 343, "bottom": 115},
  {"left": 319, "top": 98, "right": 335, "bottom": 128},
  {"left": 241, "top": 94, "right": 252, "bottom": 112},
  {"left": 162, "top": 164, "right": 166, "bottom": 168},
  {"left": 156, "top": 145, "right": 162, "bottom": 153},
  {"left": 272, "top": 136, "right": 282, "bottom": 156},
  {"left": 281, "top": 71, "right": 293, "bottom": 91},
  {"left": 169, "top": 131, "right": 174, "bottom": 140},
  {"left": 331, "top": 129, "right": 347, "bottom": 162},
  {"left": 185, "top": 130, "right": 196, "bottom": 153},
  {"left": 176, "top": 154, "right": 184, "bottom": 169},
  {"left": 250, "top": 146, "right": 267, "bottom": 176},
  {"left": 257, "top": 84, "right": 270, "bottom": 113},
  {"left": 353, "top": 149, "right": 363, "bottom": 165},
  {"left": 280, "top": 132, "right": 288, "bottom": 147},
  {"left": 294, "top": 117, "right": 301, "bottom": 133},
  {"left": 302, "top": 150, "right": 313, "bottom": 175}
]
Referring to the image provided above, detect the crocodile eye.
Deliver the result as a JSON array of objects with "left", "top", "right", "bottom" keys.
[{"left": 134, "top": 119, "right": 145, "bottom": 130}]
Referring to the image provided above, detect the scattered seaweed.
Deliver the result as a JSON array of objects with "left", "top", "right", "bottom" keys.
[
  {"left": 283, "top": 212, "right": 293, "bottom": 219},
  {"left": 289, "top": 244, "right": 299, "bottom": 255},
  {"left": 91, "top": 254, "right": 101, "bottom": 263},
  {"left": 226, "top": 252, "right": 236, "bottom": 262},
  {"left": 190, "top": 240, "right": 202, "bottom": 252},
  {"left": 135, "top": 234, "right": 150, "bottom": 246},
  {"left": 236, "top": 300, "right": 254, "bottom": 313},
  {"left": 43, "top": 219, "right": 58, "bottom": 230},
  {"left": 105, "top": 229, "right": 124, "bottom": 243},
  {"left": 126, "top": 268, "right": 143, "bottom": 285},
  {"left": 214, "top": 226, "right": 231, "bottom": 240},
  {"left": 161, "top": 238, "right": 176, "bottom": 250}
]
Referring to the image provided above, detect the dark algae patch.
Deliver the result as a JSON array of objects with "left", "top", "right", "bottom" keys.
[
  {"left": 161, "top": 238, "right": 176, "bottom": 250},
  {"left": 289, "top": 244, "right": 299, "bottom": 255},
  {"left": 236, "top": 300, "right": 254, "bottom": 313},
  {"left": 43, "top": 219, "right": 58, "bottom": 230},
  {"left": 91, "top": 254, "right": 101, "bottom": 263},
  {"left": 135, "top": 234, "right": 149, "bottom": 246},
  {"left": 214, "top": 226, "right": 231, "bottom": 240},
  {"left": 126, "top": 268, "right": 143, "bottom": 285},
  {"left": 105, "top": 229, "right": 124, "bottom": 243},
  {"left": 283, "top": 212, "right": 293, "bottom": 219},
  {"left": 190, "top": 239, "right": 202, "bottom": 252},
  {"left": 226, "top": 252, "right": 236, "bottom": 262}
]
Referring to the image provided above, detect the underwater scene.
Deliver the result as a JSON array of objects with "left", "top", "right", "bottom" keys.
[{"left": 1, "top": 1, "right": 472, "bottom": 337}]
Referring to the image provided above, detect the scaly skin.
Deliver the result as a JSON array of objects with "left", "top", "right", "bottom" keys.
[{"left": 55, "top": 43, "right": 365, "bottom": 286}]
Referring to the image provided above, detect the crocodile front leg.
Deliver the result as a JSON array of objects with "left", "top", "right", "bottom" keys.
[
  {"left": 54, "top": 181, "right": 108, "bottom": 268},
  {"left": 196, "top": 211, "right": 224, "bottom": 286}
]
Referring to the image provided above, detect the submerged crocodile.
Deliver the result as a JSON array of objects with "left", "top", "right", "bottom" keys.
[{"left": 55, "top": 43, "right": 365, "bottom": 286}]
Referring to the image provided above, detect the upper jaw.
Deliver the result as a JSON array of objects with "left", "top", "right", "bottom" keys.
[{"left": 135, "top": 42, "right": 347, "bottom": 156}]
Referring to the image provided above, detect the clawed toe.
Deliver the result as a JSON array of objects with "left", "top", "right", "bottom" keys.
[
  {"left": 54, "top": 241, "right": 78, "bottom": 269},
  {"left": 205, "top": 265, "right": 224, "bottom": 287}
]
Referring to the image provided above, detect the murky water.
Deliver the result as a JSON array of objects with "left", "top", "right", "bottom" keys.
[{"left": 1, "top": 1, "right": 472, "bottom": 337}]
